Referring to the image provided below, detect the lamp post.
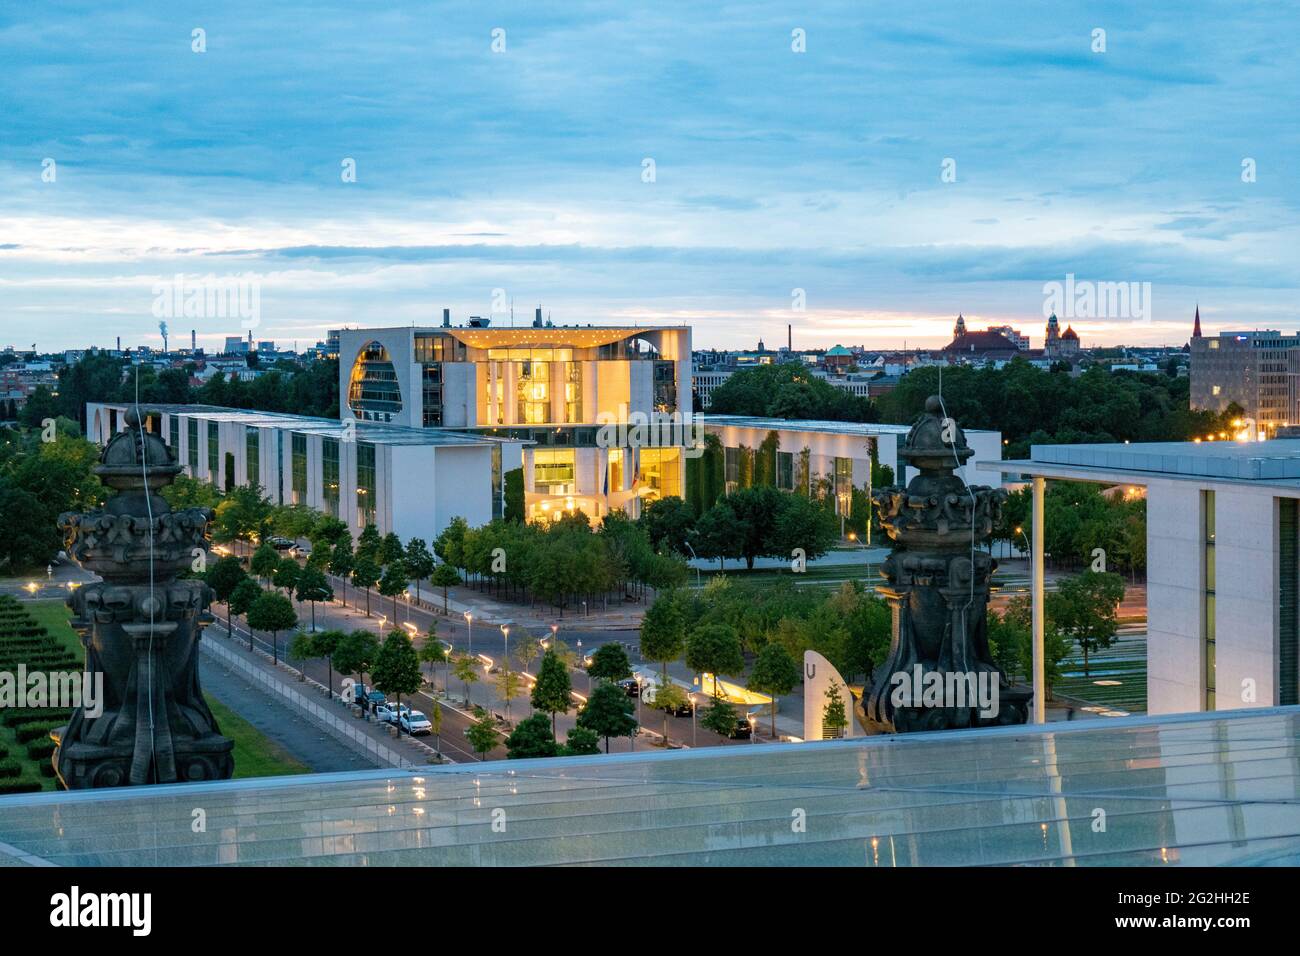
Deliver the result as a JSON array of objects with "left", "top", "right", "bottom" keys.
[
  {"left": 682, "top": 540, "right": 702, "bottom": 588},
  {"left": 463, "top": 610, "right": 473, "bottom": 660},
  {"left": 690, "top": 693, "right": 697, "bottom": 748},
  {"left": 576, "top": 639, "right": 585, "bottom": 694},
  {"left": 748, "top": 713, "right": 757, "bottom": 744}
]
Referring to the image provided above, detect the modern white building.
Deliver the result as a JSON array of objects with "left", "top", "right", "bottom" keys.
[
  {"left": 86, "top": 402, "right": 528, "bottom": 545},
  {"left": 991, "top": 439, "right": 1300, "bottom": 719},
  {"left": 337, "top": 323, "right": 694, "bottom": 523}
]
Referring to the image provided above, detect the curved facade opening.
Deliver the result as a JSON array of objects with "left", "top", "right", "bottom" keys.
[{"left": 348, "top": 341, "right": 403, "bottom": 422}]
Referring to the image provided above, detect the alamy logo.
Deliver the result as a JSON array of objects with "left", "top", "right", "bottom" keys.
[
  {"left": 151, "top": 273, "right": 262, "bottom": 328},
  {"left": 50, "top": 886, "right": 151, "bottom": 936},
  {"left": 595, "top": 409, "right": 706, "bottom": 458},
  {"left": 889, "top": 666, "right": 999, "bottom": 719},
  {"left": 0, "top": 667, "right": 103, "bottom": 717},
  {"left": 1042, "top": 273, "right": 1151, "bottom": 323}
]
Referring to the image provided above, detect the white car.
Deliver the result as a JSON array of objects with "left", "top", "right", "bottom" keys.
[
  {"left": 375, "top": 702, "right": 410, "bottom": 725},
  {"left": 401, "top": 711, "right": 432, "bottom": 735},
  {"left": 288, "top": 543, "right": 312, "bottom": 558}
]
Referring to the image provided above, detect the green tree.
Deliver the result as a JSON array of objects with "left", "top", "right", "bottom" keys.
[
  {"left": 496, "top": 664, "right": 524, "bottom": 722},
  {"left": 530, "top": 650, "right": 573, "bottom": 737},
  {"left": 250, "top": 542, "right": 279, "bottom": 585},
  {"left": 404, "top": 537, "right": 435, "bottom": 603},
  {"left": 576, "top": 682, "right": 637, "bottom": 753},
  {"left": 351, "top": 555, "right": 381, "bottom": 615},
  {"left": 648, "top": 681, "right": 689, "bottom": 745},
  {"left": 294, "top": 565, "right": 333, "bottom": 631},
  {"left": 430, "top": 701, "right": 444, "bottom": 754},
  {"left": 430, "top": 563, "right": 461, "bottom": 613},
  {"left": 639, "top": 595, "right": 686, "bottom": 692},
  {"left": 692, "top": 500, "right": 744, "bottom": 570},
  {"left": 747, "top": 642, "right": 800, "bottom": 739},
  {"left": 311, "top": 628, "right": 346, "bottom": 696},
  {"left": 466, "top": 712, "right": 499, "bottom": 761},
  {"left": 246, "top": 591, "right": 297, "bottom": 664},
  {"left": 503, "top": 468, "right": 525, "bottom": 522},
  {"left": 700, "top": 698, "right": 739, "bottom": 742},
  {"left": 1049, "top": 570, "right": 1126, "bottom": 676},
  {"left": 586, "top": 643, "right": 633, "bottom": 683},
  {"left": 206, "top": 555, "right": 247, "bottom": 637},
  {"left": 561, "top": 725, "right": 601, "bottom": 756},
  {"left": 356, "top": 523, "right": 382, "bottom": 563},
  {"left": 822, "top": 680, "right": 848, "bottom": 738},
  {"left": 638, "top": 496, "right": 695, "bottom": 555},
  {"left": 287, "top": 629, "right": 316, "bottom": 681},
  {"left": 273, "top": 556, "right": 300, "bottom": 596},
  {"left": 334, "top": 630, "right": 380, "bottom": 700},
  {"left": 685, "top": 623, "right": 745, "bottom": 697},
  {"left": 418, "top": 629, "right": 447, "bottom": 686},
  {"left": 378, "top": 531, "right": 405, "bottom": 566},
  {"left": 227, "top": 578, "right": 263, "bottom": 650},
  {"left": 329, "top": 538, "right": 354, "bottom": 607},
  {"left": 453, "top": 654, "right": 481, "bottom": 707},
  {"left": 377, "top": 559, "right": 408, "bottom": 621},
  {"left": 372, "top": 630, "right": 423, "bottom": 734},
  {"left": 504, "top": 713, "right": 558, "bottom": 759}
]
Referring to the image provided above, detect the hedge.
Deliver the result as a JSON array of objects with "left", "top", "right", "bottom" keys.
[
  {"left": 0, "top": 759, "right": 20, "bottom": 779},
  {"left": 0, "top": 781, "right": 42, "bottom": 795}
]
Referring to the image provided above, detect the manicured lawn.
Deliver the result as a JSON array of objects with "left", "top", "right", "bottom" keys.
[{"left": 204, "top": 694, "right": 310, "bottom": 779}]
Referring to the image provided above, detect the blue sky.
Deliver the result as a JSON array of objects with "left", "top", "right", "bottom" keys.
[{"left": 1, "top": 2, "right": 1296, "bottom": 352}]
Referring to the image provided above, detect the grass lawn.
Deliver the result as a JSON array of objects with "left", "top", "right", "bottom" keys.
[
  {"left": 2, "top": 599, "right": 308, "bottom": 788},
  {"left": 204, "top": 694, "right": 310, "bottom": 778}
]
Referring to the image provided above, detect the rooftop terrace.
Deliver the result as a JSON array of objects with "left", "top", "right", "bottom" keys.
[{"left": 1, "top": 708, "right": 1296, "bottom": 866}]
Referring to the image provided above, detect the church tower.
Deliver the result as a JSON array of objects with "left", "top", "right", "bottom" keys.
[{"left": 954, "top": 313, "right": 966, "bottom": 337}]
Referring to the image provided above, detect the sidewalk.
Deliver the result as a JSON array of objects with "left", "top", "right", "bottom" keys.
[{"left": 200, "top": 625, "right": 447, "bottom": 768}]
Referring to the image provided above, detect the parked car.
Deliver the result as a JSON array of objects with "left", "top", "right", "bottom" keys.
[
  {"left": 617, "top": 678, "right": 641, "bottom": 698},
  {"left": 375, "top": 702, "right": 411, "bottom": 725},
  {"left": 643, "top": 683, "right": 691, "bottom": 716},
  {"left": 729, "top": 715, "right": 754, "bottom": 740},
  {"left": 401, "top": 711, "right": 432, "bottom": 735},
  {"left": 359, "top": 690, "right": 386, "bottom": 713},
  {"left": 267, "top": 536, "right": 294, "bottom": 551},
  {"left": 288, "top": 543, "right": 312, "bottom": 558}
]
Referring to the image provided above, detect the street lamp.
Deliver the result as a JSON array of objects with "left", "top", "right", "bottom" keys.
[
  {"left": 748, "top": 713, "right": 757, "bottom": 744},
  {"left": 690, "top": 693, "right": 697, "bottom": 748},
  {"left": 577, "top": 639, "right": 585, "bottom": 694},
  {"left": 463, "top": 610, "right": 474, "bottom": 659},
  {"left": 682, "top": 540, "right": 703, "bottom": 588},
  {"left": 500, "top": 623, "right": 510, "bottom": 666},
  {"left": 1015, "top": 526, "right": 1030, "bottom": 563}
]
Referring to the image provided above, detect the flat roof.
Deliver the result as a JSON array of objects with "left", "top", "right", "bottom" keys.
[
  {"left": 2, "top": 707, "right": 1296, "bottom": 866},
  {"left": 989, "top": 438, "right": 1300, "bottom": 487},
  {"left": 95, "top": 403, "right": 523, "bottom": 449},
  {"left": 343, "top": 326, "right": 685, "bottom": 350},
  {"left": 704, "top": 415, "right": 997, "bottom": 437}
]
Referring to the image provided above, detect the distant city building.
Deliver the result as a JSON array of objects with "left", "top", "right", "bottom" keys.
[{"left": 1190, "top": 324, "right": 1297, "bottom": 434}]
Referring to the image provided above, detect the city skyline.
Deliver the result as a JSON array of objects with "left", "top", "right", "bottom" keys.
[{"left": 2, "top": 3, "right": 1297, "bottom": 352}]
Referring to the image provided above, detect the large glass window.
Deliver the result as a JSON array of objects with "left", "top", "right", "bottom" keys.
[
  {"left": 491, "top": 444, "right": 502, "bottom": 520},
  {"left": 356, "top": 441, "right": 376, "bottom": 527},
  {"left": 291, "top": 433, "right": 307, "bottom": 505},
  {"left": 608, "top": 448, "right": 624, "bottom": 493},
  {"left": 245, "top": 427, "right": 260, "bottom": 490},
  {"left": 835, "top": 457, "right": 853, "bottom": 515},
  {"left": 533, "top": 449, "right": 575, "bottom": 494},
  {"left": 564, "top": 362, "right": 583, "bottom": 423},
  {"left": 517, "top": 360, "right": 550, "bottom": 424},
  {"left": 653, "top": 360, "right": 677, "bottom": 413},
  {"left": 777, "top": 451, "right": 794, "bottom": 491},
  {"left": 208, "top": 422, "right": 220, "bottom": 485},
  {"left": 1203, "top": 490, "right": 1216, "bottom": 710},
  {"left": 168, "top": 416, "right": 178, "bottom": 452},
  {"left": 187, "top": 419, "right": 198, "bottom": 470},
  {"left": 322, "top": 437, "right": 340, "bottom": 517},
  {"left": 347, "top": 341, "right": 402, "bottom": 422},
  {"left": 1281, "top": 499, "right": 1298, "bottom": 707},
  {"left": 421, "top": 364, "right": 443, "bottom": 427},
  {"left": 638, "top": 448, "right": 681, "bottom": 500}
]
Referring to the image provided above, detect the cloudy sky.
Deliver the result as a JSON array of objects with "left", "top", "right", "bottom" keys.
[{"left": 1, "top": 2, "right": 1296, "bottom": 353}]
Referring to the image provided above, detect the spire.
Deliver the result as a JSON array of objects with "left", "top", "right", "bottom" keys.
[{"left": 1193, "top": 305, "right": 1202, "bottom": 338}]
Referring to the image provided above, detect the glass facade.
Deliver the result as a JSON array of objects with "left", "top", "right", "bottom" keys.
[
  {"left": 564, "top": 361, "right": 582, "bottom": 423},
  {"left": 638, "top": 448, "right": 681, "bottom": 500},
  {"left": 421, "top": 365, "right": 443, "bottom": 427},
  {"left": 347, "top": 341, "right": 403, "bottom": 422},
  {"left": 356, "top": 441, "right": 376, "bottom": 527},
  {"left": 1203, "top": 490, "right": 1216, "bottom": 711},
  {"left": 322, "top": 437, "right": 340, "bottom": 517},
  {"left": 187, "top": 419, "right": 198, "bottom": 470},
  {"left": 245, "top": 427, "right": 259, "bottom": 490},
  {"left": 291, "top": 434, "right": 307, "bottom": 505},
  {"left": 516, "top": 360, "right": 550, "bottom": 424},
  {"left": 168, "top": 415, "right": 178, "bottom": 452},
  {"left": 533, "top": 449, "right": 575, "bottom": 494},
  {"left": 608, "top": 448, "right": 624, "bottom": 493},
  {"left": 208, "top": 422, "right": 220, "bottom": 485},
  {"left": 1280, "top": 499, "right": 1298, "bottom": 707},
  {"left": 777, "top": 451, "right": 794, "bottom": 491},
  {"left": 834, "top": 457, "right": 853, "bottom": 515}
]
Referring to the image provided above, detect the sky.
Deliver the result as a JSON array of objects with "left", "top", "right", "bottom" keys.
[{"left": 0, "top": 2, "right": 1296, "bottom": 353}]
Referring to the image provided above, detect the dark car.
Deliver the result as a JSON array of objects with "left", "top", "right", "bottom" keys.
[
  {"left": 729, "top": 716, "right": 753, "bottom": 740},
  {"left": 267, "top": 536, "right": 295, "bottom": 551},
  {"left": 617, "top": 678, "right": 640, "bottom": 698}
]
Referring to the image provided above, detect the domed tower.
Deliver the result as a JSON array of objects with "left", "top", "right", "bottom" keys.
[
  {"left": 54, "top": 408, "right": 233, "bottom": 788},
  {"left": 1045, "top": 312, "right": 1061, "bottom": 354},
  {"left": 953, "top": 313, "right": 966, "bottom": 337},
  {"left": 861, "top": 396, "right": 1029, "bottom": 733},
  {"left": 1060, "top": 325, "right": 1080, "bottom": 356}
]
